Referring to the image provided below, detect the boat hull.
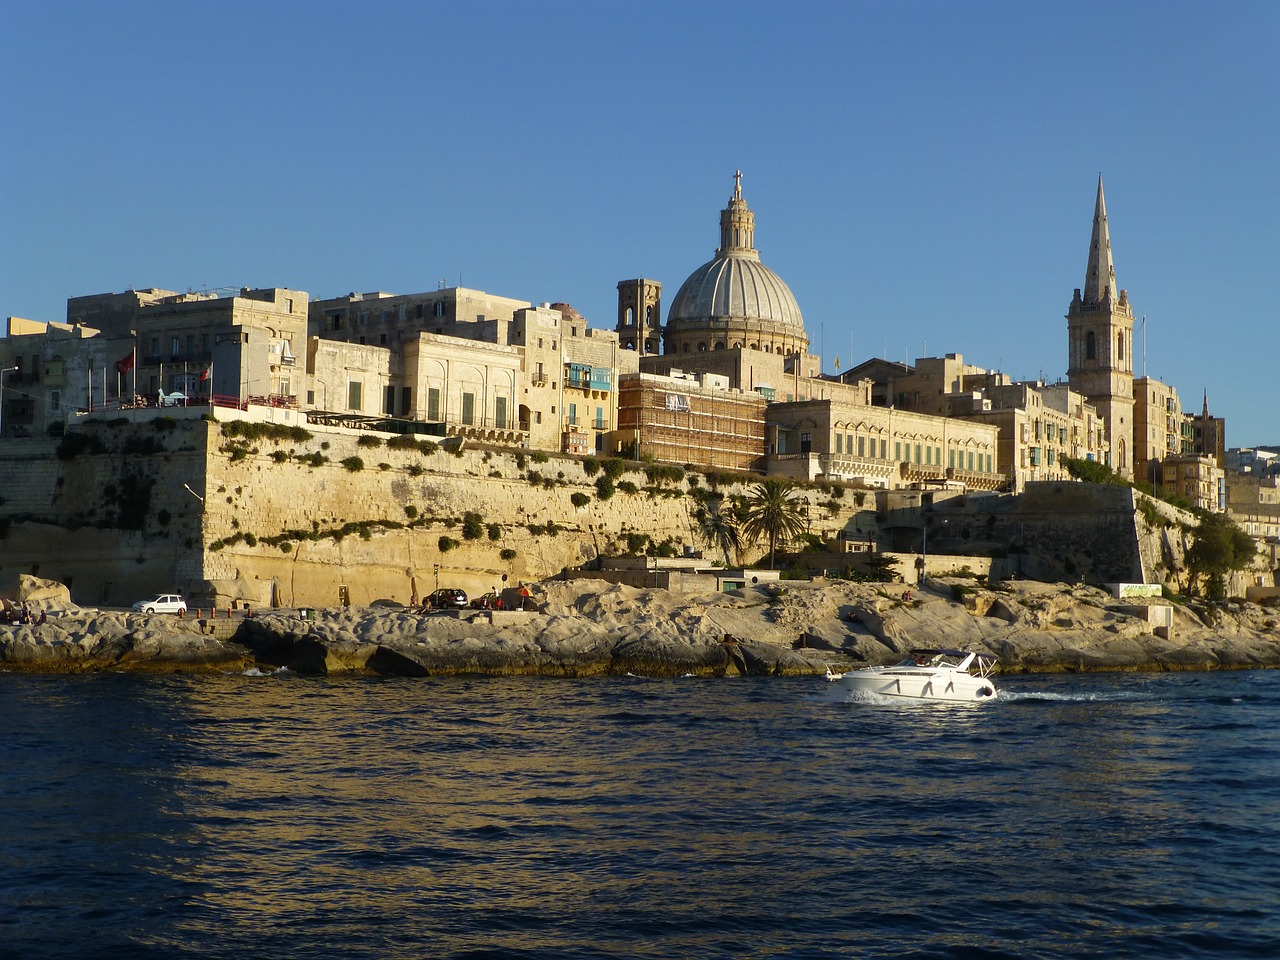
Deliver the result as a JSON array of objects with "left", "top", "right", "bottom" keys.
[{"left": 833, "top": 668, "right": 997, "bottom": 702}]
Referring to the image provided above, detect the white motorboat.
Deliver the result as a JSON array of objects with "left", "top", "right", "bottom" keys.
[{"left": 827, "top": 649, "right": 999, "bottom": 702}]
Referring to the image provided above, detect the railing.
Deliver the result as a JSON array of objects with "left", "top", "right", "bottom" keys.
[{"left": 113, "top": 392, "right": 298, "bottom": 412}]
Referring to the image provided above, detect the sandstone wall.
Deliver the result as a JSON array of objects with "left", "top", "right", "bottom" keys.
[{"left": 0, "top": 420, "right": 867, "bottom": 607}]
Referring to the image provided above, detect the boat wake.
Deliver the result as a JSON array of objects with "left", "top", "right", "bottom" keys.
[{"left": 999, "top": 688, "right": 1156, "bottom": 703}]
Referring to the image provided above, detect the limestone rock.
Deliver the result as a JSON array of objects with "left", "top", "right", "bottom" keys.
[
  {"left": 2, "top": 576, "right": 1280, "bottom": 676},
  {"left": 17, "top": 575, "right": 72, "bottom": 607}
]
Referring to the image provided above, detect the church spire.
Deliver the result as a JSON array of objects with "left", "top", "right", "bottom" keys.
[{"left": 1083, "top": 174, "right": 1117, "bottom": 305}]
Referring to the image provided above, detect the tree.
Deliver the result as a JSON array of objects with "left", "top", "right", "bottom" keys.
[
  {"left": 1185, "top": 513, "right": 1256, "bottom": 601},
  {"left": 740, "top": 478, "right": 808, "bottom": 570},
  {"left": 692, "top": 494, "right": 742, "bottom": 566},
  {"left": 1061, "top": 455, "right": 1124, "bottom": 485}
]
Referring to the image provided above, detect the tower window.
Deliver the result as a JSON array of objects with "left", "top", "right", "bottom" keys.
[
  {"left": 1086, "top": 331, "right": 1096, "bottom": 360},
  {"left": 1117, "top": 333, "right": 1124, "bottom": 361}
]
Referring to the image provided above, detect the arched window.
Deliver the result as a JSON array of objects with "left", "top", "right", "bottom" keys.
[
  {"left": 714, "top": 342, "right": 725, "bottom": 350},
  {"left": 697, "top": 342, "right": 708, "bottom": 352},
  {"left": 625, "top": 307, "right": 634, "bottom": 327},
  {"left": 1086, "top": 331, "right": 1096, "bottom": 360}
]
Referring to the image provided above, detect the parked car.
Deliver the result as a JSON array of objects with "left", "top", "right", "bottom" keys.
[
  {"left": 425, "top": 588, "right": 468, "bottom": 609},
  {"left": 132, "top": 594, "right": 188, "bottom": 615}
]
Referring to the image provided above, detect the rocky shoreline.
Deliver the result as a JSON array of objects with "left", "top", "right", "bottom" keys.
[{"left": 2, "top": 577, "right": 1279, "bottom": 678}]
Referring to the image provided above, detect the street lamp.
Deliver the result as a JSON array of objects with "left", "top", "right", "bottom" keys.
[
  {"left": 182, "top": 483, "right": 204, "bottom": 504},
  {"left": 0, "top": 366, "right": 16, "bottom": 438}
]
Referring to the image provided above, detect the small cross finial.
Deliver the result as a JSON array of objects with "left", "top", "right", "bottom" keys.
[{"left": 733, "top": 169, "right": 742, "bottom": 198}]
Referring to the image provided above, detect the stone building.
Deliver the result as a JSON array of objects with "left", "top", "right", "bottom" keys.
[
  {"left": 309, "top": 288, "right": 635, "bottom": 454},
  {"left": 949, "top": 376, "right": 1109, "bottom": 491},
  {"left": 1160, "top": 453, "right": 1225, "bottom": 512},
  {"left": 2, "top": 287, "right": 306, "bottom": 436},
  {"left": 829, "top": 354, "right": 1107, "bottom": 492},
  {"left": 310, "top": 287, "right": 531, "bottom": 347},
  {"left": 1226, "top": 447, "right": 1280, "bottom": 477},
  {"left": 1067, "top": 176, "right": 1136, "bottom": 476},
  {"left": 844, "top": 354, "right": 988, "bottom": 416},
  {"left": 1133, "top": 376, "right": 1187, "bottom": 484},
  {"left": 1186, "top": 392, "right": 1226, "bottom": 468},
  {"left": 131, "top": 287, "right": 307, "bottom": 405},
  {"left": 0, "top": 318, "right": 128, "bottom": 437},
  {"left": 766, "top": 397, "right": 1003, "bottom": 490},
  {"left": 615, "top": 370, "right": 767, "bottom": 472},
  {"left": 1227, "top": 473, "right": 1280, "bottom": 539}
]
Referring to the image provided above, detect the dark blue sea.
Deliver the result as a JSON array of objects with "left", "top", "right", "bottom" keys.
[{"left": 2, "top": 669, "right": 1278, "bottom": 959}]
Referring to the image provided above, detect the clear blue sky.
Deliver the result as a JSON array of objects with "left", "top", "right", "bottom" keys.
[{"left": 3, "top": 1, "right": 1276, "bottom": 444}]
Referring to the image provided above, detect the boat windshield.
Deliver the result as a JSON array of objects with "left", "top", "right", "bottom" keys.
[{"left": 901, "top": 650, "right": 998, "bottom": 676}]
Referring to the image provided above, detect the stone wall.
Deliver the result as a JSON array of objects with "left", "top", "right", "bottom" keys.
[
  {"left": 6, "top": 419, "right": 1249, "bottom": 608},
  {"left": 912, "top": 482, "right": 1153, "bottom": 585},
  {"left": 0, "top": 419, "right": 871, "bottom": 607}
]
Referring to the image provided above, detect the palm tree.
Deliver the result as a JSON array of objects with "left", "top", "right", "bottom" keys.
[
  {"left": 692, "top": 495, "right": 742, "bottom": 567},
  {"left": 740, "top": 478, "right": 808, "bottom": 570}
]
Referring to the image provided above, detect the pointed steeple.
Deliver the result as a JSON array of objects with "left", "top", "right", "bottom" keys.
[{"left": 1083, "top": 174, "right": 1117, "bottom": 305}]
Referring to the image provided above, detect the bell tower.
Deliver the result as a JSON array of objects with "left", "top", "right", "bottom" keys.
[
  {"left": 616, "top": 278, "right": 662, "bottom": 355},
  {"left": 1067, "top": 175, "right": 1135, "bottom": 476}
]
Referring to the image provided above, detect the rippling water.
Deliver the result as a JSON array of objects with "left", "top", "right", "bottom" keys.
[{"left": 2, "top": 668, "right": 1278, "bottom": 959}]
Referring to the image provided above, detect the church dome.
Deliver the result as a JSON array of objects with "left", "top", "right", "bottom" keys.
[
  {"left": 668, "top": 254, "right": 804, "bottom": 331},
  {"left": 664, "top": 173, "right": 807, "bottom": 355}
]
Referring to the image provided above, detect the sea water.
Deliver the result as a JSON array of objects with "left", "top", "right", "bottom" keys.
[{"left": 1, "top": 669, "right": 1277, "bottom": 959}]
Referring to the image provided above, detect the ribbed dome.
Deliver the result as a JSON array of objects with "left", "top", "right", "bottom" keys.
[{"left": 668, "top": 254, "right": 804, "bottom": 330}]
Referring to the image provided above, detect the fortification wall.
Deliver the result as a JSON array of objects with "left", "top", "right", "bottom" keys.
[{"left": 0, "top": 420, "right": 866, "bottom": 607}]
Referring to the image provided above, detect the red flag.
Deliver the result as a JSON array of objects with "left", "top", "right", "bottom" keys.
[
  {"left": 114, "top": 352, "right": 134, "bottom": 375},
  {"left": 199, "top": 368, "right": 210, "bottom": 382}
]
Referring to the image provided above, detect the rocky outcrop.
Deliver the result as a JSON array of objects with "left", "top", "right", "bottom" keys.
[
  {"left": 2, "top": 577, "right": 1278, "bottom": 677},
  {"left": 0, "top": 611, "right": 254, "bottom": 674}
]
